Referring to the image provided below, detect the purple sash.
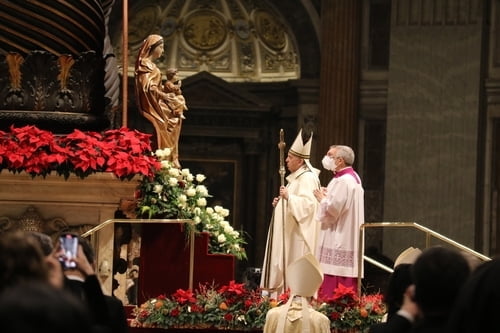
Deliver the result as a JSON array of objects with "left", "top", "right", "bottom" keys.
[{"left": 334, "top": 167, "right": 360, "bottom": 184}]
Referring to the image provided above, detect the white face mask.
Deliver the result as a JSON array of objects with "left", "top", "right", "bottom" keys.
[{"left": 321, "top": 155, "right": 337, "bottom": 171}]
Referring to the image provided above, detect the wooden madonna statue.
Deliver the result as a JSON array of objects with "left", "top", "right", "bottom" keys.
[{"left": 134, "top": 34, "right": 187, "bottom": 169}]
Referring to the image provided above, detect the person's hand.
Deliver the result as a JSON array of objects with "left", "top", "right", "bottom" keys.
[
  {"left": 46, "top": 250, "right": 64, "bottom": 289},
  {"left": 279, "top": 186, "right": 289, "bottom": 200},
  {"left": 71, "top": 245, "right": 95, "bottom": 278},
  {"left": 400, "top": 284, "right": 420, "bottom": 320},
  {"left": 272, "top": 196, "right": 280, "bottom": 207},
  {"left": 313, "top": 187, "right": 327, "bottom": 202}
]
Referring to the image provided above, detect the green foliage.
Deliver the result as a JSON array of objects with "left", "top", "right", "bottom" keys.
[{"left": 135, "top": 148, "right": 247, "bottom": 260}]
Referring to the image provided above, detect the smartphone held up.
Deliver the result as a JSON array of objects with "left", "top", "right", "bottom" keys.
[{"left": 59, "top": 233, "right": 78, "bottom": 269}]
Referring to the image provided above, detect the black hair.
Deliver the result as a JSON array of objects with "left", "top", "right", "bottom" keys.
[
  {"left": 384, "top": 263, "right": 413, "bottom": 319},
  {"left": 411, "top": 246, "right": 470, "bottom": 317},
  {"left": 446, "top": 259, "right": 500, "bottom": 333},
  {"left": 27, "top": 231, "right": 54, "bottom": 256},
  {"left": 0, "top": 282, "right": 92, "bottom": 333}
]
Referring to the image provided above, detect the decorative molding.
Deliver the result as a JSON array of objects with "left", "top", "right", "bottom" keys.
[
  {"left": 0, "top": 205, "right": 93, "bottom": 236},
  {"left": 117, "top": 0, "right": 299, "bottom": 81},
  {"left": 394, "top": 0, "right": 481, "bottom": 26},
  {"left": 0, "top": 51, "right": 109, "bottom": 132}
]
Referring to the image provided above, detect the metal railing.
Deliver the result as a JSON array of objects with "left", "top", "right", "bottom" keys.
[
  {"left": 82, "top": 218, "right": 194, "bottom": 289},
  {"left": 357, "top": 222, "right": 491, "bottom": 295}
]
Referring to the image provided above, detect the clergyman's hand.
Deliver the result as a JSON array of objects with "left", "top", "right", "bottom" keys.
[{"left": 313, "top": 187, "right": 327, "bottom": 202}]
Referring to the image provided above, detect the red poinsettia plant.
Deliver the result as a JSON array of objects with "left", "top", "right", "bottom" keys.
[
  {"left": 131, "top": 280, "right": 275, "bottom": 330},
  {"left": 131, "top": 281, "right": 386, "bottom": 331},
  {"left": 314, "top": 283, "right": 386, "bottom": 332},
  {"left": 0, "top": 125, "right": 160, "bottom": 179}
]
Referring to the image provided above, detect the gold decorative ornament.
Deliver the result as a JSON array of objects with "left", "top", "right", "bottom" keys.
[
  {"left": 255, "top": 10, "right": 286, "bottom": 51},
  {"left": 183, "top": 10, "right": 227, "bottom": 51}
]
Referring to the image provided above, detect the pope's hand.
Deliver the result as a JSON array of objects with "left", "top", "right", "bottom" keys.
[{"left": 279, "top": 186, "right": 289, "bottom": 200}]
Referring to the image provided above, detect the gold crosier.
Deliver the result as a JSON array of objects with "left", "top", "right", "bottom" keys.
[
  {"left": 262, "top": 129, "right": 286, "bottom": 292},
  {"left": 278, "top": 129, "right": 286, "bottom": 289}
]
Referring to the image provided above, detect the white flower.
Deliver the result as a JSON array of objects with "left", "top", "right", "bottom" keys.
[
  {"left": 195, "top": 174, "right": 206, "bottom": 182},
  {"left": 220, "top": 221, "right": 230, "bottom": 228},
  {"left": 231, "top": 230, "right": 240, "bottom": 237},
  {"left": 160, "top": 160, "right": 170, "bottom": 169},
  {"left": 186, "top": 174, "right": 194, "bottom": 182},
  {"left": 155, "top": 148, "right": 171, "bottom": 158},
  {"left": 153, "top": 184, "right": 163, "bottom": 193},
  {"left": 232, "top": 243, "right": 240, "bottom": 250},
  {"left": 181, "top": 168, "right": 191, "bottom": 177},
  {"left": 197, "top": 198, "right": 207, "bottom": 207},
  {"left": 224, "top": 225, "right": 234, "bottom": 234},
  {"left": 168, "top": 168, "right": 180, "bottom": 177},
  {"left": 206, "top": 207, "right": 214, "bottom": 214},
  {"left": 217, "top": 234, "right": 226, "bottom": 243},
  {"left": 193, "top": 216, "right": 201, "bottom": 224},
  {"left": 178, "top": 194, "right": 187, "bottom": 203},
  {"left": 168, "top": 177, "right": 178, "bottom": 186},
  {"left": 221, "top": 208, "right": 230, "bottom": 217},
  {"left": 214, "top": 206, "right": 223, "bottom": 213},
  {"left": 196, "top": 185, "right": 209, "bottom": 196},
  {"left": 186, "top": 187, "right": 196, "bottom": 197},
  {"left": 193, "top": 207, "right": 201, "bottom": 215}
]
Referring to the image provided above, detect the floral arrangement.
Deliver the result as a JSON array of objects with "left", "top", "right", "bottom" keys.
[
  {"left": 131, "top": 282, "right": 386, "bottom": 332},
  {"left": 314, "top": 284, "right": 386, "bottom": 332},
  {"left": 134, "top": 148, "right": 247, "bottom": 260},
  {"left": 0, "top": 125, "right": 247, "bottom": 260},
  {"left": 0, "top": 125, "right": 160, "bottom": 179}
]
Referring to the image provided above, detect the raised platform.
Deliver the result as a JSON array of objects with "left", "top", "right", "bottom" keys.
[{"left": 137, "top": 223, "right": 235, "bottom": 304}]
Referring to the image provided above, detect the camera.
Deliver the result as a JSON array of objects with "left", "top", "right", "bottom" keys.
[{"left": 59, "top": 233, "right": 79, "bottom": 269}]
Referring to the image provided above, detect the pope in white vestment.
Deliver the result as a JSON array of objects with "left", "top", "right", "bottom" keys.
[{"left": 261, "top": 130, "right": 320, "bottom": 295}]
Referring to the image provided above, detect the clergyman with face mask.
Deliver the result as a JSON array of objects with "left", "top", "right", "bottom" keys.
[{"left": 313, "top": 145, "right": 365, "bottom": 299}]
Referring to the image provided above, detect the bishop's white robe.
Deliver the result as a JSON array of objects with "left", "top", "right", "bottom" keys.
[{"left": 263, "top": 300, "right": 331, "bottom": 333}]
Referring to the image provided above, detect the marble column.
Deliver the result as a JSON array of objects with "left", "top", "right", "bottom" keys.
[{"left": 317, "top": 0, "right": 361, "bottom": 181}]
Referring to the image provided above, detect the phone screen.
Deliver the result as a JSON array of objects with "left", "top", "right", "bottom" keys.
[{"left": 59, "top": 234, "right": 78, "bottom": 269}]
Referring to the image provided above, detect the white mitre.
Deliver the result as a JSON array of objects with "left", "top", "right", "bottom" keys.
[
  {"left": 275, "top": 253, "right": 324, "bottom": 333},
  {"left": 289, "top": 129, "right": 320, "bottom": 176}
]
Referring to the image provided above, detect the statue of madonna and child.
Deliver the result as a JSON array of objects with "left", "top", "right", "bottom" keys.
[{"left": 134, "top": 34, "right": 188, "bottom": 169}]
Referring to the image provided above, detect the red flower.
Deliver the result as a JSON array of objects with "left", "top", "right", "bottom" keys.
[
  {"left": 0, "top": 125, "right": 159, "bottom": 179},
  {"left": 330, "top": 312, "right": 341, "bottom": 320},
  {"left": 190, "top": 303, "right": 204, "bottom": 313},
  {"left": 332, "top": 283, "right": 358, "bottom": 301},
  {"left": 172, "top": 288, "right": 196, "bottom": 304},
  {"left": 218, "top": 280, "right": 245, "bottom": 296},
  {"left": 138, "top": 310, "right": 150, "bottom": 320},
  {"left": 278, "top": 289, "right": 290, "bottom": 303},
  {"left": 170, "top": 308, "right": 180, "bottom": 317},
  {"left": 244, "top": 299, "right": 253, "bottom": 309}
]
